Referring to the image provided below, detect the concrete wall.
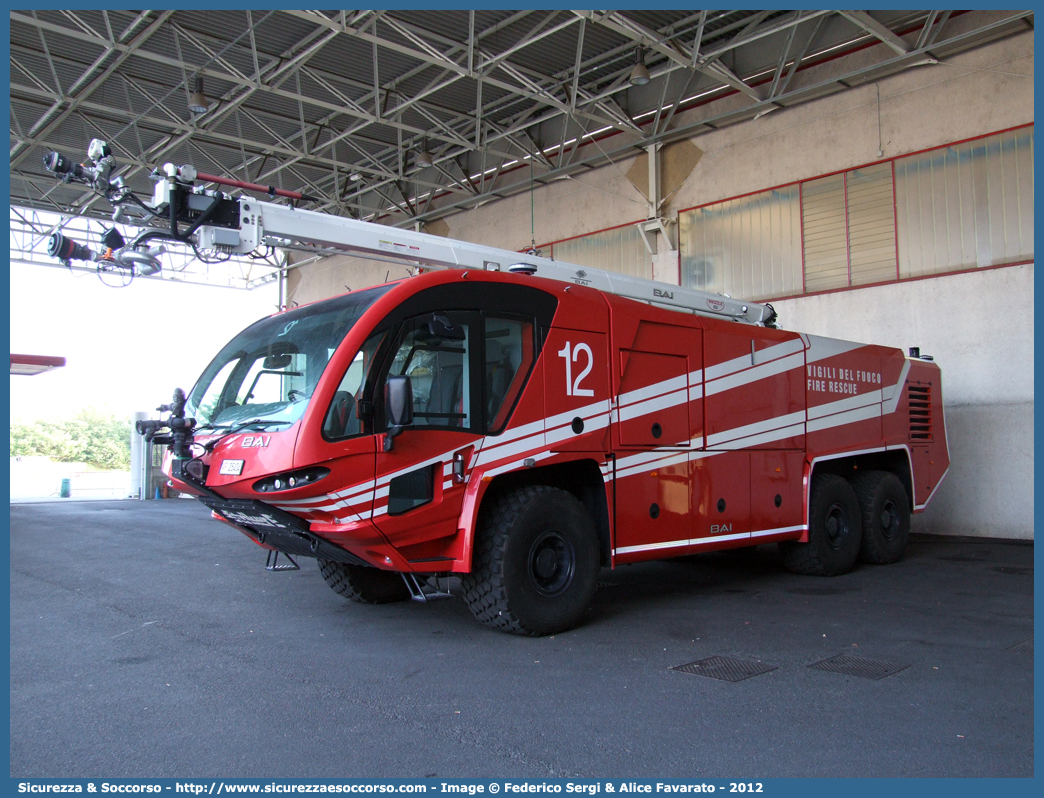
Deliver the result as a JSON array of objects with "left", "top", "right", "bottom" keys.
[
  {"left": 288, "top": 19, "right": 1033, "bottom": 539},
  {"left": 286, "top": 253, "right": 411, "bottom": 306}
]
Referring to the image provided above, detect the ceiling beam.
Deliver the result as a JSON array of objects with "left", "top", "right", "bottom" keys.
[
  {"left": 839, "top": 10, "right": 912, "bottom": 55},
  {"left": 10, "top": 11, "right": 173, "bottom": 168}
]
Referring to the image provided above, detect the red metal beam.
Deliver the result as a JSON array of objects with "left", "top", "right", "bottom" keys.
[{"left": 10, "top": 354, "right": 67, "bottom": 375}]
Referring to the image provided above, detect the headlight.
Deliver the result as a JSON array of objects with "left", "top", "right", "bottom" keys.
[{"left": 253, "top": 467, "right": 330, "bottom": 493}]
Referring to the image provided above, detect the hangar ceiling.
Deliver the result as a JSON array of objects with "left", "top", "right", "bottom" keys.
[{"left": 9, "top": 9, "right": 1033, "bottom": 286}]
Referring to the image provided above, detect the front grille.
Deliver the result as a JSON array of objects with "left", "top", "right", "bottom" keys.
[{"left": 909, "top": 384, "right": 932, "bottom": 440}]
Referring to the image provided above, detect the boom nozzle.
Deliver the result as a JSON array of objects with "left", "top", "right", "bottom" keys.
[
  {"left": 43, "top": 151, "right": 87, "bottom": 180},
  {"left": 46, "top": 232, "right": 94, "bottom": 262}
]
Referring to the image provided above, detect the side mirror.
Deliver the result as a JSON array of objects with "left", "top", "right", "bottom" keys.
[{"left": 383, "top": 375, "right": 413, "bottom": 451}]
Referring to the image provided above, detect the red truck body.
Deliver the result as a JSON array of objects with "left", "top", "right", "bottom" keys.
[{"left": 166, "top": 267, "right": 948, "bottom": 633}]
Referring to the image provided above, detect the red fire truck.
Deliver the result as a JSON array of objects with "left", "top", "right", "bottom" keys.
[{"left": 44, "top": 142, "right": 949, "bottom": 636}]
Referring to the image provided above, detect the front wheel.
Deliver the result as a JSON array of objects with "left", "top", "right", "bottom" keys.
[
  {"left": 780, "top": 473, "right": 862, "bottom": 576},
  {"left": 461, "top": 485, "right": 600, "bottom": 636},
  {"left": 318, "top": 559, "right": 411, "bottom": 604}
]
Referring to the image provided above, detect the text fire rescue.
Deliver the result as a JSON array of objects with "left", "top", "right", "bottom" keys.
[{"left": 807, "top": 364, "right": 882, "bottom": 396}]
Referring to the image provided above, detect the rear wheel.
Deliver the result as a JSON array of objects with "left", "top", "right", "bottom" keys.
[
  {"left": 853, "top": 471, "right": 911, "bottom": 564},
  {"left": 461, "top": 485, "right": 600, "bottom": 636},
  {"left": 317, "top": 559, "right": 411, "bottom": 604},
  {"left": 780, "top": 473, "right": 862, "bottom": 576}
]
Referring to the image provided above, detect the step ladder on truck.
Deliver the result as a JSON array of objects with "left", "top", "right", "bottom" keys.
[{"left": 43, "top": 139, "right": 949, "bottom": 635}]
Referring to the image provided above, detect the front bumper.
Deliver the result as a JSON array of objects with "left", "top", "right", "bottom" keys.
[{"left": 198, "top": 496, "right": 371, "bottom": 567}]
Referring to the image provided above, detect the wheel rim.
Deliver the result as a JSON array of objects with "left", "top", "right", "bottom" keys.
[
  {"left": 880, "top": 499, "right": 899, "bottom": 540},
  {"left": 824, "top": 503, "right": 849, "bottom": 550},
  {"left": 527, "top": 529, "right": 576, "bottom": 597}
]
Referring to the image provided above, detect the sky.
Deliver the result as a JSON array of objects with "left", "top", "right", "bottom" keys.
[{"left": 9, "top": 265, "right": 279, "bottom": 423}]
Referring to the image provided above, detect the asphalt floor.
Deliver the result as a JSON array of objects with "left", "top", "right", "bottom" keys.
[{"left": 9, "top": 499, "right": 1034, "bottom": 778}]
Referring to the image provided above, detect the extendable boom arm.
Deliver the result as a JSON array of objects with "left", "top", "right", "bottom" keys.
[{"left": 240, "top": 201, "right": 776, "bottom": 326}]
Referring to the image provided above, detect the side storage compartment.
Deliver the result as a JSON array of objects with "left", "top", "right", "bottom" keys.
[{"left": 749, "top": 450, "right": 806, "bottom": 543}]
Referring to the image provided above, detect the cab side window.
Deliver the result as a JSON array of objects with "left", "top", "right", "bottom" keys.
[
  {"left": 484, "top": 316, "right": 534, "bottom": 434},
  {"left": 387, "top": 317, "right": 473, "bottom": 431},
  {"left": 323, "top": 332, "right": 384, "bottom": 440}
]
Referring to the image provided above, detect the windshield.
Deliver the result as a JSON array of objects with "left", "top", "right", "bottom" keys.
[{"left": 186, "top": 284, "right": 393, "bottom": 428}]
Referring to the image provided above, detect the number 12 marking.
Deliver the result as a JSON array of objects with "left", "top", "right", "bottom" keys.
[{"left": 557, "top": 341, "right": 594, "bottom": 397}]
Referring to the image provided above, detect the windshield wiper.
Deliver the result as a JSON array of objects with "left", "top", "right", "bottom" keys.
[
  {"left": 196, "top": 418, "right": 293, "bottom": 433},
  {"left": 200, "top": 418, "right": 291, "bottom": 452}
]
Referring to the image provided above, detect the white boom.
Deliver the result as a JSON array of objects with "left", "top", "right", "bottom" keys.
[
  {"left": 141, "top": 164, "right": 772, "bottom": 325},
  {"left": 215, "top": 200, "right": 776, "bottom": 326},
  {"left": 43, "top": 141, "right": 771, "bottom": 324}
]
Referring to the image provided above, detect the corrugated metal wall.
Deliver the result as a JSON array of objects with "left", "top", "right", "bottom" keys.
[
  {"left": 679, "top": 126, "right": 1033, "bottom": 301},
  {"left": 846, "top": 162, "right": 897, "bottom": 286},
  {"left": 896, "top": 128, "right": 1034, "bottom": 277},
  {"left": 551, "top": 224, "right": 653, "bottom": 280},
  {"left": 678, "top": 185, "right": 802, "bottom": 299},
  {"left": 801, "top": 174, "right": 849, "bottom": 293}
]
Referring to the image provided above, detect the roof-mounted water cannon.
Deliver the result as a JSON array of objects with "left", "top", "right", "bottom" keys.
[
  {"left": 43, "top": 138, "right": 117, "bottom": 194},
  {"left": 41, "top": 140, "right": 253, "bottom": 282},
  {"left": 45, "top": 225, "right": 165, "bottom": 279}
]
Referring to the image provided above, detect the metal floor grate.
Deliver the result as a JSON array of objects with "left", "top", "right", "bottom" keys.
[
  {"left": 672, "top": 655, "right": 777, "bottom": 682},
  {"left": 1008, "top": 637, "right": 1033, "bottom": 653},
  {"left": 808, "top": 654, "right": 909, "bottom": 680}
]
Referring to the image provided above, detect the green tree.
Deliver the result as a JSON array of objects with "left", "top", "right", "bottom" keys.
[{"left": 10, "top": 409, "right": 132, "bottom": 470}]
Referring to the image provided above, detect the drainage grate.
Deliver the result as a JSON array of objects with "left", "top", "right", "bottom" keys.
[
  {"left": 1008, "top": 637, "right": 1033, "bottom": 653},
  {"left": 672, "top": 655, "right": 777, "bottom": 682},
  {"left": 808, "top": 654, "right": 909, "bottom": 680}
]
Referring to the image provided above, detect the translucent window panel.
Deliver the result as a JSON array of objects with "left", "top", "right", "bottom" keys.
[
  {"left": 983, "top": 129, "right": 1034, "bottom": 265},
  {"left": 896, "top": 128, "right": 1033, "bottom": 278},
  {"left": 323, "top": 332, "right": 385, "bottom": 440},
  {"left": 801, "top": 173, "right": 848, "bottom": 293},
  {"left": 552, "top": 224, "right": 652, "bottom": 279},
  {"left": 484, "top": 317, "right": 534, "bottom": 434},
  {"left": 847, "top": 162, "right": 898, "bottom": 286},
  {"left": 387, "top": 321, "right": 472, "bottom": 430},
  {"left": 679, "top": 185, "right": 801, "bottom": 301}
]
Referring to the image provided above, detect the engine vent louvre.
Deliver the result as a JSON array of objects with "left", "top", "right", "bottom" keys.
[{"left": 909, "top": 384, "right": 932, "bottom": 440}]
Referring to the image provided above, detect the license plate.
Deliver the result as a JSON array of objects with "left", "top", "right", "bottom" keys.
[{"left": 219, "top": 459, "right": 244, "bottom": 475}]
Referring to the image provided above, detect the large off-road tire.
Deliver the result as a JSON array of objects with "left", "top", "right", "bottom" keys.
[
  {"left": 779, "top": 473, "right": 862, "bottom": 576},
  {"left": 852, "top": 471, "right": 911, "bottom": 565},
  {"left": 461, "top": 485, "right": 600, "bottom": 636},
  {"left": 317, "top": 559, "right": 411, "bottom": 604}
]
